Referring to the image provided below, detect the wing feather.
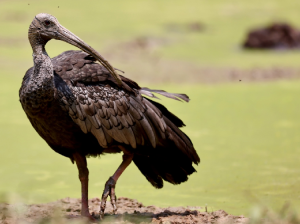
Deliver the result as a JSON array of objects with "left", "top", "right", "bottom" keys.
[
  {"left": 110, "top": 115, "right": 119, "bottom": 127},
  {"left": 76, "top": 118, "right": 88, "bottom": 133},
  {"left": 118, "top": 115, "right": 129, "bottom": 128},
  {"left": 88, "top": 115, "right": 100, "bottom": 129},
  {"left": 59, "top": 81, "right": 164, "bottom": 149},
  {"left": 139, "top": 115, "right": 156, "bottom": 148},
  {"left": 122, "top": 127, "right": 137, "bottom": 148},
  {"left": 75, "top": 104, "right": 85, "bottom": 120},
  {"left": 146, "top": 106, "right": 166, "bottom": 139},
  {"left": 91, "top": 126, "right": 107, "bottom": 148},
  {"left": 128, "top": 104, "right": 142, "bottom": 120}
]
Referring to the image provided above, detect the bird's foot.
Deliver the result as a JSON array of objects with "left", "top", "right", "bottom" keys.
[{"left": 99, "top": 176, "right": 117, "bottom": 219}]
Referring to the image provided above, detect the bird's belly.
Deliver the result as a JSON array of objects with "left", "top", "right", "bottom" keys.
[{"left": 26, "top": 100, "right": 102, "bottom": 158}]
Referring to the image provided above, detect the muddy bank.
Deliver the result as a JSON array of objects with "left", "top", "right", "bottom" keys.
[{"left": 0, "top": 197, "right": 248, "bottom": 224}]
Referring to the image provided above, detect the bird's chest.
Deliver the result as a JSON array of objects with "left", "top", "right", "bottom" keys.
[
  {"left": 26, "top": 99, "right": 84, "bottom": 149},
  {"left": 20, "top": 77, "right": 56, "bottom": 117},
  {"left": 20, "top": 54, "right": 56, "bottom": 112}
]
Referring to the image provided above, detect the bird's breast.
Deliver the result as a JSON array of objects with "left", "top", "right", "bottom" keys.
[
  {"left": 20, "top": 77, "right": 56, "bottom": 116},
  {"left": 25, "top": 98, "right": 96, "bottom": 154}
]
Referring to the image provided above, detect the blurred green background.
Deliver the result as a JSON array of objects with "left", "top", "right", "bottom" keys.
[{"left": 0, "top": 0, "right": 299, "bottom": 217}]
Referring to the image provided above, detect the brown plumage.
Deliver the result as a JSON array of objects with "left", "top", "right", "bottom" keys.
[{"left": 19, "top": 13, "right": 200, "bottom": 220}]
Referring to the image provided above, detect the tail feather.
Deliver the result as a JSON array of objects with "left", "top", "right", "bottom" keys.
[
  {"left": 133, "top": 154, "right": 163, "bottom": 188},
  {"left": 132, "top": 95, "right": 200, "bottom": 188},
  {"left": 145, "top": 98, "right": 186, "bottom": 128},
  {"left": 139, "top": 89, "right": 160, "bottom": 99},
  {"left": 122, "top": 86, "right": 201, "bottom": 189},
  {"left": 165, "top": 124, "right": 200, "bottom": 165},
  {"left": 133, "top": 144, "right": 197, "bottom": 189},
  {"left": 144, "top": 97, "right": 200, "bottom": 165},
  {"left": 140, "top": 87, "right": 190, "bottom": 102}
]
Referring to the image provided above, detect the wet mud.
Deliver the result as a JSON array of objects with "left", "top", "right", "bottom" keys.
[{"left": 0, "top": 197, "right": 248, "bottom": 224}]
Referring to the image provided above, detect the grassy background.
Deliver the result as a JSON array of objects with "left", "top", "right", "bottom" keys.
[
  {"left": 1, "top": 0, "right": 300, "bottom": 69},
  {"left": 0, "top": 0, "right": 299, "bottom": 217}
]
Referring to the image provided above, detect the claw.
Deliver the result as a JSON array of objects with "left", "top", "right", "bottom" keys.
[
  {"left": 100, "top": 176, "right": 117, "bottom": 219},
  {"left": 110, "top": 188, "right": 117, "bottom": 214}
]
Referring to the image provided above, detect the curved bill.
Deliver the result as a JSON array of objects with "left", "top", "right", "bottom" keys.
[{"left": 54, "top": 25, "right": 123, "bottom": 87}]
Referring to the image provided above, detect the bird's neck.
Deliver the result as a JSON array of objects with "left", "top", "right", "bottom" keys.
[
  {"left": 32, "top": 44, "right": 47, "bottom": 56},
  {"left": 28, "top": 26, "right": 49, "bottom": 55},
  {"left": 25, "top": 43, "right": 56, "bottom": 110},
  {"left": 20, "top": 30, "right": 56, "bottom": 114},
  {"left": 32, "top": 48, "right": 53, "bottom": 80},
  {"left": 29, "top": 30, "right": 52, "bottom": 78},
  {"left": 20, "top": 47, "right": 56, "bottom": 114}
]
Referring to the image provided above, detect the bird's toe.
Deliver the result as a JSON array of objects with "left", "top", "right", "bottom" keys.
[{"left": 99, "top": 176, "right": 118, "bottom": 219}]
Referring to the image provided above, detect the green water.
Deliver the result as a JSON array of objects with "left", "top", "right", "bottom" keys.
[{"left": 0, "top": 75, "right": 299, "bottom": 216}]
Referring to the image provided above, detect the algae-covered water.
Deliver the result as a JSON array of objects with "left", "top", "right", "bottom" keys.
[{"left": 0, "top": 75, "right": 299, "bottom": 216}]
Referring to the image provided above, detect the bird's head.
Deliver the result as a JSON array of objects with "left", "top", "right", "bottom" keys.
[{"left": 29, "top": 13, "right": 123, "bottom": 86}]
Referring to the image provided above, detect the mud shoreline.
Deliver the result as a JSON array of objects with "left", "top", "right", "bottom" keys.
[{"left": 0, "top": 197, "right": 248, "bottom": 224}]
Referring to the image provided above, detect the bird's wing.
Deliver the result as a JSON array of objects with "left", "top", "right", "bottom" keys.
[
  {"left": 55, "top": 81, "right": 168, "bottom": 149},
  {"left": 53, "top": 51, "right": 167, "bottom": 149}
]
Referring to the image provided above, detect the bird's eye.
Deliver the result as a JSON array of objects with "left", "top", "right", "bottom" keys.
[{"left": 44, "top": 20, "right": 51, "bottom": 26}]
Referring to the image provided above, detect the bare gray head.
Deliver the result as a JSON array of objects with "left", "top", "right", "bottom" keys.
[{"left": 29, "top": 13, "right": 122, "bottom": 86}]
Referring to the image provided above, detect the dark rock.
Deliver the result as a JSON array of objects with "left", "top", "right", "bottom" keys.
[{"left": 243, "top": 22, "right": 300, "bottom": 49}]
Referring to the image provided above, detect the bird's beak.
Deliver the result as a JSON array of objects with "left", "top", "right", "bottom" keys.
[{"left": 54, "top": 25, "right": 122, "bottom": 87}]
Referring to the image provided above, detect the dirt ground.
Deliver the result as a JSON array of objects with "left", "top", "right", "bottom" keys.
[{"left": 0, "top": 197, "right": 248, "bottom": 224}]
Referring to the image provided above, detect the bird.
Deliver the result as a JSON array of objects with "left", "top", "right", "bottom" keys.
[{"left": 19, "top": 13, "right": 200, "bottom": 220}]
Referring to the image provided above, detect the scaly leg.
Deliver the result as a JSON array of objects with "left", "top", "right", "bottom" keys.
[
  {"left": 73, "top": 153, "right": 95, "bottom": 220},
  {"left": 100, "top": 148, "right": 133, "bottom": 219}
]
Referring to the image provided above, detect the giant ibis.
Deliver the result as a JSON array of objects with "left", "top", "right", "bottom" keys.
[{"left": 19, "top": 13, "right": 200, "bottom": 220}]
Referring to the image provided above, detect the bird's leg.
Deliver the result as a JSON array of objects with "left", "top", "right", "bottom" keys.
[
  {"left": 73, "top": 153, "right": 95, "bottom": 220},
  {"left": 100, "top": 147, "right": 133, "bottom": 219}
]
